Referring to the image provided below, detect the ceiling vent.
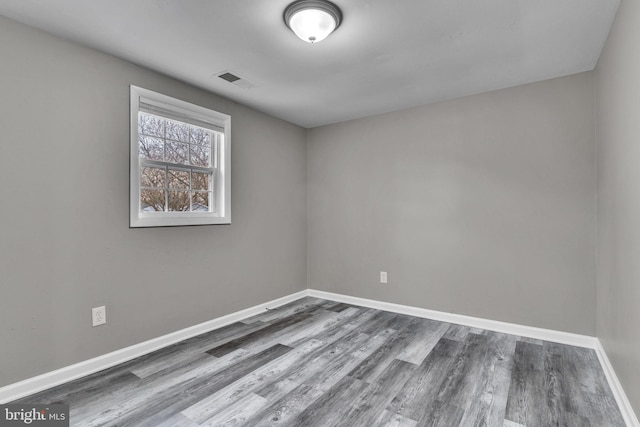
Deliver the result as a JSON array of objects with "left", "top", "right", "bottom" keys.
[{"left": 215, "top": 71, "right": 257, "bottom": 89}]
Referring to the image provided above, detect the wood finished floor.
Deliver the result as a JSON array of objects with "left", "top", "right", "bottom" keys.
[{"left": 14, "top": 297, "right": 625, "bottom": 426}]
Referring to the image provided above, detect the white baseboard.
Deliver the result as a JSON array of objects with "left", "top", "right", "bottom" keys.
[
  {"left": 307, "top": 289, "right": 598, "bottom": 348},
  {"left": 0, "top": 290, "right": 307, "bottom": 404},
  {"left": 594, "top": 340, "right": 640, "bottom": 427}
]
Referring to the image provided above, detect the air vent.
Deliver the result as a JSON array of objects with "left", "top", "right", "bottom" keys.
[
  {"left": 218, "top": 72, "right": 240, "bottom": 83},
  {"left": 215, "top": 71, "right": 257, "bottom": 89}
]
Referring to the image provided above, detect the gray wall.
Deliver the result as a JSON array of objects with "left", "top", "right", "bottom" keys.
[
  {"left": 595, "top": 0, "right": 640, "bottom": 415},
  {"left": 308, "top": 73, "right": 597, "bottom": 335},
  {"left": 0, "top": 16, "right": 307, "bottom": 387}
]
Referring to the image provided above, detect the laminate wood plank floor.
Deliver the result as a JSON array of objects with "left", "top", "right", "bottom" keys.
[{"left": 13, "top": 297, "right": 625, "bottom": 426}]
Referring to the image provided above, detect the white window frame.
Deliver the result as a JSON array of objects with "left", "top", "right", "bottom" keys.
[{"left": 130, "top": 86, "right": 231, "bottom": 227}]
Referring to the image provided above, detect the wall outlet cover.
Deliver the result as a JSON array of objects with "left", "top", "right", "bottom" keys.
[{"left": 92, "top": 306, "right": 106, "bottom": 327}]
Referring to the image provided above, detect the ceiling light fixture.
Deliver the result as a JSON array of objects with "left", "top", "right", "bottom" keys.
[{"left": 284, "top": 0, "right": 342, "bottom": 44}]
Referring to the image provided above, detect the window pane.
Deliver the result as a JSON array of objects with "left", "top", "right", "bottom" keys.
[
  {"left": 138, "top": 112, "right": 164, "bottom": 137},
  {"left": 140, "top": 167, "right": 165, "bottom": 188},
  {"left": 140, "top": 189, "right": 165, "bottom": 212},
  {"left": 139, "top": 136, "right": 164, "bottom": 161},
  {"left": 168, "top": 169, "right": 189, "bottom": 189},
  {"left": 192, "top": 191, "right": 211, "bottom": 212},
  {"left": 166, "top": 141, "right": 189, "bottom": 165},
  {"left": 190, "top": 127, "right": 211, "bottom": 145},
  {"left": 168, "top": 190, "right": 190, "bottom": 212},
  {"left": 190, "top": 144, "right": 210, "bottom": 167},
  {"left": 166, "top": 120, "right": 189, "bottom": 142},
  {"left": 192, "top": 172, "right": 210, "bottom": 190}
]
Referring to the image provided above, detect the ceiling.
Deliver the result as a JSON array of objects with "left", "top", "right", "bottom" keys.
[{"left": 0, "top": 0, "right": 620, "bottom": 128}]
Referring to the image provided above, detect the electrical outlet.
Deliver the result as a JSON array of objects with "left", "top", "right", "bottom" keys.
[
  {"left": 380, "top": 271, "right": 388, "bottom": 284},
  {"left": 92, "top": 306, "right": 106, "bottom": 327}
]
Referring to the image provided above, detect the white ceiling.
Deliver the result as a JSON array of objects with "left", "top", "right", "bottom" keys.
[{"left": 0, "top": 0, "right": 620, "bottom": 128}]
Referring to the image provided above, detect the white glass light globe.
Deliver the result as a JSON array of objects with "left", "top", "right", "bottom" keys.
[{"left": 288, "top": 8, "right": 337, "bottom": 43}]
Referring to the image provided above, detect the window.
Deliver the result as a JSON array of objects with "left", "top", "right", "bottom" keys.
[{"left": 130, "top": 86, "right": 230, "bottom": 227}]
